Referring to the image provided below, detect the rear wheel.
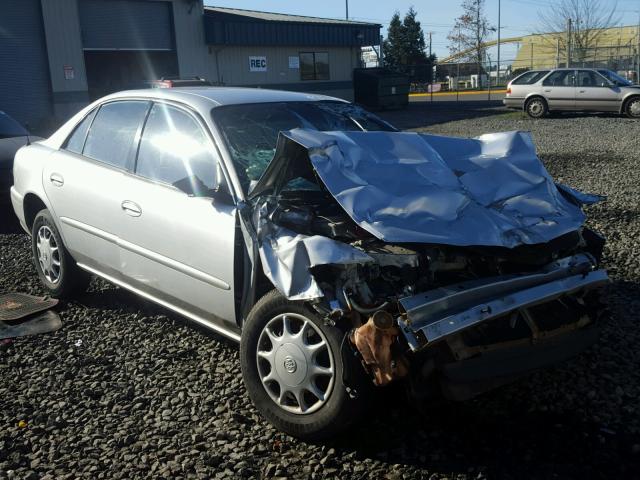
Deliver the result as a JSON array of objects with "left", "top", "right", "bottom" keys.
[
  {"left": 31, "top": 209, "right": 90, "bottom": 298},
  {"left": 240, "top": 290, "right": 367, "bottom": 440},
  {"left": 525, "top": 97, "right": 548, "bottom": 118},
  {"left": 624, "top": 97, "right": 640, "bottom": 119}
]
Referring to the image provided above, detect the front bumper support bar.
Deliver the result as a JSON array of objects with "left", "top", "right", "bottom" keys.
[{"left": 398, "top": 254, "right": 609, "bottom": 351}]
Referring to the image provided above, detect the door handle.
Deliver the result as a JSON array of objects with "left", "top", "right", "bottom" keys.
[
  {"left": 121, "top": 200, "right": 142, "bottom": 217},
  {"left": 49, "top": 173, "right": 64, "bottom": 187},
  {"left": 543, "top": 89, "right": 551, "bottom": 92},
  {"left": 579, "top": 90, "right": 586, "bottom": 93}
]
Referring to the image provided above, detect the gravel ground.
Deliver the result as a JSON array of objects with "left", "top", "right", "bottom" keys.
[{"left": 1, "top": 111, "right": 639, "bottom": 479}]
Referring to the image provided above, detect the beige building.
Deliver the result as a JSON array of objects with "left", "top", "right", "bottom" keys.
[{"left": 0, "top": 1, "right": 380, "bottom": 128}]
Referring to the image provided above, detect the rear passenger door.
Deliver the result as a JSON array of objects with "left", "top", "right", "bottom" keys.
[
  {"left": 542, "top": 70, "right": 576, "bottom": 110},
  {"left": 43, "top": 100, "right": 150, "bottom": 275},
  {"left": 116, "top": 102, "right": 239, "bottom": 331},
  {"left": 575, "top": 70, "right": 621, "bottom": 112}
]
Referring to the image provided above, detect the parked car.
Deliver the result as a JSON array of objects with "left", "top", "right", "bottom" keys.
[
  {"left": 0, "top": 110, "right": 39, "bottom": 201},
  {"left": 504, "top": 68, "right": 640, "bottom": 118},
  {"left": 10, "top": 88, "right": 608, "bottom": 439}
]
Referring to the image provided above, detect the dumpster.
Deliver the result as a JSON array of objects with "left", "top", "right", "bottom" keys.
[{"left": 353, "top": 68, "right": 410, "bottom": 110}]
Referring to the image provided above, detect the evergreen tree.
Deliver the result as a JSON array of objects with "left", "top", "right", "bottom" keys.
[
  {"left": 383, "top": 8, "right": 429, "bottom": 68},
  {"left": 382, "top": 11, "right": 404, "bottom": 69},
  {"left": 402, "top": 7, "right": 428, "bottom": 65}
]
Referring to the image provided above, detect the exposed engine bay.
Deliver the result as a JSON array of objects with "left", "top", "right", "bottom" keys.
[{"left": 245, "top": 128, "right": 609, "bottom": 399}]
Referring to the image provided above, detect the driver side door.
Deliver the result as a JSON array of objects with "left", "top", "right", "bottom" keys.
[{"left": 116, "top": 101, "right": 240, "bottom": 334}]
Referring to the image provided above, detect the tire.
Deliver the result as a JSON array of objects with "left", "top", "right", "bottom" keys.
[
  {"left": 624, "top": 97, "right": 640, "bottom": 119},
  {"left": 240, "top": 290, "right": 368, "bottom": 440},
  {"left": 525, "top": 97, "right": 548, "bottom": 119},
  {"left": 31, "top": 209, "right": 90, "bottom": 298}
]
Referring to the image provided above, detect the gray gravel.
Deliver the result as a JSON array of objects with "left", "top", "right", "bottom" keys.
[{"left": 1, "top": 110, "right": 639, "bottom": 479}]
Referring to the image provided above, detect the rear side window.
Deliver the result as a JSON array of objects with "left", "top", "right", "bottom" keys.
[
  {"left": 83, "top": 101, "right": 149, "bottom": 169},
  {"left": 136, "top": 103, "right": 218, "bottom": 194},
  {"left": 512, "top": 70, "right": 549, "bottom": 85},
  {"left": 543, "top": 70, "right": 574, "bottom": 87},
  {"left": 65, "top": 110, "right": 96, "bottom": 154}
]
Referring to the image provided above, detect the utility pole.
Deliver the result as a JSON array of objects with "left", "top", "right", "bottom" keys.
[
  {"left": 345, "top": 0, "right": 349, "bottom": 20},
  {"left": 566, "top": 17, "right": 572, "bottom": 68},
  {"left": 497, "top": 0, "right": 501, "bottom": 87},
  {"left": 429, "top": 32, "right": 434, "bottom": 102},
  {"left": 637, "top": 11, "right": 640, "bottom": 83}
]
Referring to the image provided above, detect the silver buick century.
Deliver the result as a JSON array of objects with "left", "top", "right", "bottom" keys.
[{"left": 10, "top": 87, "right": 608, "bottom": 439}]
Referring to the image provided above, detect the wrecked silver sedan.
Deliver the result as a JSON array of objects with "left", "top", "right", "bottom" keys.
[{"left": 10, "top": 88, "right": 608, "bottom": 440}]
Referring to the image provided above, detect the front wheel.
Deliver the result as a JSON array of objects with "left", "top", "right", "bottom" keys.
[
  {"left": 240, "top": 290, "right": 367, "bottom": 440},
  {"left": 525, "top": 97, "right": 548, "bottom": 118},
  {"left": 624, "top": 97, "right": 640, "bottom": 119}
]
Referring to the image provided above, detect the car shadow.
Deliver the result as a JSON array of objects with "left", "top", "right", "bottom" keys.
[
  {"left": 0, "top": 202, "right": 23, "bottom": 234},
  {"left": 377, "top": 100, "right": 508, "bottom": 130}
]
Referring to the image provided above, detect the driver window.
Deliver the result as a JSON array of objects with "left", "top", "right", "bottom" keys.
[
  {"left": 136, "top": 103, "right": 219, "bottom": 196},
  {"left": 577, "top": 70, "right": 605, "bottom": 87}
]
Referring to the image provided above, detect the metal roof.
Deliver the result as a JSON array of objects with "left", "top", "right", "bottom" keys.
[
  {"left": 205, "top": 6, "right": 377, "bottom": 26},
  {"left": 104, "top": 86, "right": 345, "bottom": 107},
  {"left": 203, "top": 6, "right": 381, "bottom": 47}
]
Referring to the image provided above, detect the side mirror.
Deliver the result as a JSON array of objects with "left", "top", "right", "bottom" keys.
[{"left": 211, "top": 186, "right": 235, "bottom": 205}]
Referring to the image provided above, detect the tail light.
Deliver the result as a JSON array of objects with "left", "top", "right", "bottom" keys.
[{"left": 506, "top": 87, "right": 512, "bottom": 95}]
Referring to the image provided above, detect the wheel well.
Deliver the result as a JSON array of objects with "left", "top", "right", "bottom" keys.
[
  {"left": 23, "top": 193, "right": 47, "bottom": 232},
  {"left": 622, "top": 95, "right": 640, "bottom": 114},
  {"left": 525, "top": 95, "right": 547, "bottom": 108}
]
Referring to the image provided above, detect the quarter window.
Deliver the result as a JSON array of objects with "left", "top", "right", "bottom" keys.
[
  {"left": 300, "top": 52, "right": 329, "bottom": 81},
  {"left": 512, "top": 70, "right": 549, "bottom": 85},
  {"left": 83, "top": 101, "right": 149, "bottom": 169},
  {"left": 64, "top": 109, "right": 96, "bottom": 154},
  {"left": 136, "top": 103, "right": 218, "bottom": 195}
]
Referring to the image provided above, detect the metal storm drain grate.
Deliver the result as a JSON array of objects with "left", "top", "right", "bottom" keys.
[{"left": 0, "top": 293, "right": 59, "bottom": 322}]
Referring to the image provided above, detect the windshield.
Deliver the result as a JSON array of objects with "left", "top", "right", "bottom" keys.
[
  {"left": 0, "top": 111, "right": 28, "bottom": 139},
  {"left": 212, "top": 101, "right": 396, "bottom": 192},
  {"left": 598, "top": 70, "right": 632, "bottom": 86}
]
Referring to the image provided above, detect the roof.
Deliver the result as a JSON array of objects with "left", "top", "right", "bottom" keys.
[
  {"left": 44, "top": 87, "right": 347, "bottom": 151},
  {"left": 108, "top": 86, "right": 346, "bottom": 107},
  {"left": 203, "top": 6, "right": 381, "bottom": 47},
  {"left": 204, "top": 6, "right": 378, "bottom": 26}
]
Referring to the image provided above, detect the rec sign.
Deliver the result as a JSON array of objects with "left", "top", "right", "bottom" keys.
[{"left": 249, "top": 56, "right": 267, "bottom": 72}]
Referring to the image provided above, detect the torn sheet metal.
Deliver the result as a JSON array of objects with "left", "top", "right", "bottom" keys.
[
  {"left": 258, "top": 129, "right": 600, "bottom": 248},
  {"left": 257, "top": 225, "right": 373, "bottom": 300}
]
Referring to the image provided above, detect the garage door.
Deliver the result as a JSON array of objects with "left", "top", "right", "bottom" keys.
[
  {"left": 0, "top": 0, "right": 52, "bottom": 126},
  {"left": 79, "top": 0, "right": 174, "bottom": 50}
]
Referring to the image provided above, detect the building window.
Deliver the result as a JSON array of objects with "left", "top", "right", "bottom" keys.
[{"left": 299, "top": 52, "right": 329, "bottom": 81}]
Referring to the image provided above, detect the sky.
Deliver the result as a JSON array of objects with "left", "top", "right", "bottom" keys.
[{"left": 205, "top": 0, "right": 639, "bottom": 62}]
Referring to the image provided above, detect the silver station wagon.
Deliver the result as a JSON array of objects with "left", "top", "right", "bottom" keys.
[
  {"left": 11, "top": 87, "right": 608, "bottom": 439},
  {"left": 504, "top": 67, "right": 640, "bottom": 118}
]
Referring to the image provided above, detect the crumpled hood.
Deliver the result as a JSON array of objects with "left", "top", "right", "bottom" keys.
[{"left": 251, "top": 129, "right": 601, "bottom": 248}]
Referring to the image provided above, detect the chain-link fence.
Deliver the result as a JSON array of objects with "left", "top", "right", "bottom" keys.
[{"left": 400, "top": 40, "right": 639, "bottom": 98}]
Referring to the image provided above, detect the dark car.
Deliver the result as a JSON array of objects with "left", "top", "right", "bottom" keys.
[{"left": 0, "top": 111, "right": 39, "bottom": 201}]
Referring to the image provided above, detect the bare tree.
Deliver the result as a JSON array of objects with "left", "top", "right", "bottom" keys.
[
  {"left": 538, "top": 0, "right": 620, "bottom": 64},
  {"left": 447, "top": 0, "right": 494, "bottom": 65}
]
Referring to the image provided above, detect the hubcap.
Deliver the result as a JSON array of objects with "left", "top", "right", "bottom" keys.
[
  {"left": 36, "top": 226, "right": 61, "bottom": 284},
  {"left": 529, "top": 101, "right": 543, "bottom": 116},
  {"left": 256, "top": 313, "right": 335, "bottom": 415},
  {"left": 629, "top": 100, "right": 640, "bottom": 117}
]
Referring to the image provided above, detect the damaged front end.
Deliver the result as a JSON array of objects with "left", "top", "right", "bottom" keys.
[{"left": 245, "top": 128, "right": 609, "bottom": 400}]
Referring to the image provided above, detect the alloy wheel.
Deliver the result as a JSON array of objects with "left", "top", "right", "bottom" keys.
[{"left": 36, "top": 225, "right": 61, "bottom": 284}]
